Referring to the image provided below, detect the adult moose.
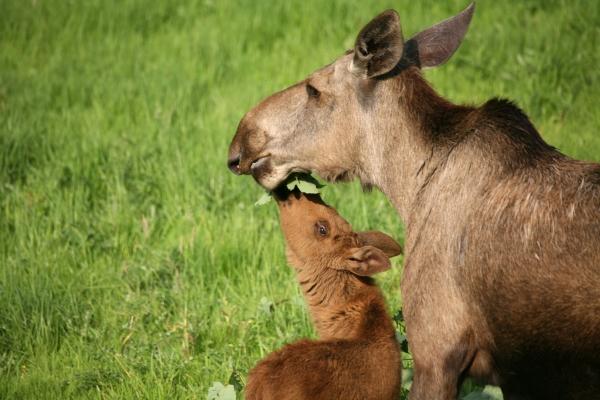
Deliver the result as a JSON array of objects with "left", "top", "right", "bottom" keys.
[{"left": 228, "top": 3, "right": 600, "bottom": 399}]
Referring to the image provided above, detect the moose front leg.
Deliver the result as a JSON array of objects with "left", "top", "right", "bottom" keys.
[
  {"left": 408, "top": 332, "right": 476, "bottom": 400},
  {"left": 410, "top": 365, "right": 460, "bottom": 400},
  {"left": 402, "top": 274, "right": 477, "bottom": 400}
]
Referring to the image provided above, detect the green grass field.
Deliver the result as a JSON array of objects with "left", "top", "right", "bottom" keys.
[{"left": 1, "top": 0, "right": 598, "bottom": 398}]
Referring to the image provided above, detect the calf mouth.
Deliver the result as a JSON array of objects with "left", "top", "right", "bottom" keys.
[{"left": 272, "top": 184, "right": 293, "bottom": 202}]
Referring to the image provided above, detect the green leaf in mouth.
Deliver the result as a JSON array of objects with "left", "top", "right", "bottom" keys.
[
  {"left": 285, "top": 174, "right": 323, "bottom": 194},
  {"left": 255, "top": 173, "right": 325, "bottom": 206}
]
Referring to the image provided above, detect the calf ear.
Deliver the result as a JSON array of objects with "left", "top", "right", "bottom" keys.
[
  {"left": 410, "top": 2, "right": 475, "bottom": 68},
  {"left": 345, "top": 246, "right": 391, "bottom": 276},
  {"left": 356, "top": 231, "right": 402, "bottom": 258},
  {"left": 353, "top": 10, "right": 404, "bottom": 78}
]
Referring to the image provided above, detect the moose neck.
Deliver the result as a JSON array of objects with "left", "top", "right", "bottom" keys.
[{"left": 360, "top": 67, "right": 474, "bottom": 224}]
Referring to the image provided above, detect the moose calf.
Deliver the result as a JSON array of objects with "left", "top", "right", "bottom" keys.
[{"left": 245, "top": 189, "right": 403, "bottom": 400}]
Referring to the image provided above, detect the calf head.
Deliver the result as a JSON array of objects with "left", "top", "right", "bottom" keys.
[
  {"left": 274, "top": 189, "right": 402, "bottom": 276},
  {"left": 228, "top": 4, "right": 475, "bottom": 190}
]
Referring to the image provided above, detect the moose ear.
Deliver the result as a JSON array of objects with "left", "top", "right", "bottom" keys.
[
  {"left": 356, "top": 231, "right": 402, "bottom": 258},
  {"left": 410, "top": 2, "right": 475, "bottom": 68},
  {"left": 345, "top": 246, "right": 391, "bottom": 276},
  {"left": 353, "top": 9, "right": 404, "bottom": 78}
]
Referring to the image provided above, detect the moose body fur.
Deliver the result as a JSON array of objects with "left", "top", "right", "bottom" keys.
[
  {"left": 245, "top": 191, "right": 402, "bottom": 400},
  {"left": 229, "top": 4, "right": 600, "bottom": 399},
  {"left": 395, "top": 73, "right": 600, "bottom": 399}
]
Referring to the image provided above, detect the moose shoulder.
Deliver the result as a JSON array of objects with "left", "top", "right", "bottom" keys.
[{"left": 228, "top": 3, "right": 600, "bottom": 399}]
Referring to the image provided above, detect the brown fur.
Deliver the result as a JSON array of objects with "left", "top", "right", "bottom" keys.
[
  {"left": 229, "top": 4, "right": 600, "bottom": 400},
  {"left": 245, "top": 190, "right": 402, "bottom": 400}
]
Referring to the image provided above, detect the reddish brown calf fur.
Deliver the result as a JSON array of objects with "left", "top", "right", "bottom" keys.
[{"left": 245, "top": 190, "right": 402, "bottom": 400}]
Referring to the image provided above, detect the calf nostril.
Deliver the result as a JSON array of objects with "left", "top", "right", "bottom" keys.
[{"left": 227, "top": 155, "right": 241, "bottom": 175}]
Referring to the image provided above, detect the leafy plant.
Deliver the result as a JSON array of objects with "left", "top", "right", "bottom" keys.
[
  {"left": 207, "top": 382, "right": 236, "bottom": 400},
  {"left": 258, "top": 297, "right": 275, "bottom": 316},
  {"left": 228, "top": 370, "right": 245, "bottom": 393},
  {"left": 462, "top": 385, "right": 504, "bottom": 400}
]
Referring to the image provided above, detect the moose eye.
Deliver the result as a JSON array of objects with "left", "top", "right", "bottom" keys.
[
  {"left": 306, "top": 83, "right": 320, "bottom": 99},
  {"left": 314, "top": 221, "right": 329, "bottom": 237}
]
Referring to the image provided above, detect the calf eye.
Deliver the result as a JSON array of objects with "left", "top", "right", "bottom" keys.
[
  {"left": 306, "top": 83, "right": 320, "bottom": 99},
  {"left": 314, "top": 220, "right": 329, "bottom": 237}
]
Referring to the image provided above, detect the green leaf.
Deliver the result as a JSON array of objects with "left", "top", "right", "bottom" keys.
[
  {"left": 258, "top": 297, "right": 274, "bottom": 316},
  {"left": 286, "top": 176, "right": 300, "bottom": 191},
  {"left": 481, "top": 386, "right": 504, "bottom": 400},
  {"left": 286, "top": 173, "right": 324, "bottom": 194},
  {"left": 228, "top": 370, "right": 244, "bottom": 393},
  {"left": 207, "top": 382, "right": 236, "bottom": 400},
  {"left": 254, "top": 192, "right": 272, "bottom": 206},
  {"left": 255, "top": 173, "right": 325, "bottom": 206},
  {"left": 395, "top": 332, "right": 410, "bottom": 353},
  {"left": 462, "top": 392, "right": 494, "bottom": 400},
  {"left": 461, "top": 385, "right": 503, "bottom": 400},
  {"left": 296, "top": 179, "right": 320, "bottom": 194},
  {"left": 392, "top": 309, "right": 405, "bottom": 325}
]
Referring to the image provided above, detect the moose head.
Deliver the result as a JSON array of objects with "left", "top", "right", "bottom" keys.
[{"left": 228, "top": 4, "right": 475, "bottom": 192}]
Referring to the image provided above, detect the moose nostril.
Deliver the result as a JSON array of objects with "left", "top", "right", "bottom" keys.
[{"left": 227, "top": 155, "right": 241, "bottom": 175}]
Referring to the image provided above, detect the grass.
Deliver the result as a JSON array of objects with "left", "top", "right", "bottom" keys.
[{"left": 0, "top": 0, "right": 598, "bottom": 398}]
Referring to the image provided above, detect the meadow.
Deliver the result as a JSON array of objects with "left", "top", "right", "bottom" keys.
[{"left": 0, "top": 0, "right": 598, "bottom": 398}]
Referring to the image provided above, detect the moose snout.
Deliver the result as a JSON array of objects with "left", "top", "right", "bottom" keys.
[
  {"left": 227, "top": 145, "right": 260, "bottom": 176},
  {"left": 228, "top": 116, "right": 269, "bottom": 175},
  {"left": 227, "top": 130, "right": 244, "bottom": 175},
  {"left": 227, "top": 154, "right": 241, "bottom": 175},
  {"left": 227, "top": 148, "right": 255, "bottom": 176}
]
